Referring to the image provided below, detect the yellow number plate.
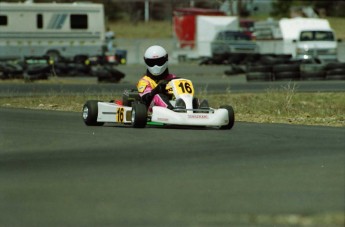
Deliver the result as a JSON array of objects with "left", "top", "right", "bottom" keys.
[{"left": 173, "top": 80, "right": 194, "bottom": 96}]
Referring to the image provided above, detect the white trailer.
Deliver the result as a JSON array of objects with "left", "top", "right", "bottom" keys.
[{"left": 0, "top": 1, "right": 105, "bottom": 61}]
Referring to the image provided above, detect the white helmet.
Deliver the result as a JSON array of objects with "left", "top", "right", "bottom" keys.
[{"left": 144, "top": 45, "right": 168, "bottom": 76}]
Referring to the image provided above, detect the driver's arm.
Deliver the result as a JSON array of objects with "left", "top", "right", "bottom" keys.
[{"left": 137, "top": 80, "right": 167, "bottom": 106}]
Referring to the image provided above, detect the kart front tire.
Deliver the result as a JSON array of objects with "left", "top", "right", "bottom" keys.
[
  {"left": 131, "top": 102, "right": 147, "bottom": 128},
  {"left": 82, "top": 100, "right": 104, "bottom": 126},
  {"left": 220, "top": 105, "right": 235, "bottom": 130}
]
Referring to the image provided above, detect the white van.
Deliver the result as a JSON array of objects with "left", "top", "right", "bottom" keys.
[
  {"left": 0, "top": 1, "right": 105, "bottom": 61},
  {"left": 279, "top": 18, "right": 338, "bottom": 62},
  {"left": 255, "top": 18, "right": 340, "bottom": 62}
]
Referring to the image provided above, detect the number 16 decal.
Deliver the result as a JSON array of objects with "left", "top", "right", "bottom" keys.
[
  {"left": 116, "top": 108, "right": 124, "bottom": 122},
  {"left": 175, "top": 80, "right": 194, "bottom": 95}
]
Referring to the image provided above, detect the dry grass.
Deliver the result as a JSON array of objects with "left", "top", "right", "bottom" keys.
[
  {"left": 209, "top": 91, "right": 345, "bottom": 127},
  {"left": 1, "top": 90, "right": 344, "bottom": 127}
]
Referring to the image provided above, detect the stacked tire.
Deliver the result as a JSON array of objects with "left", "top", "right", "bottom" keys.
[
  {"left": 272, "top": 63, "right": 300, "bottom": 81},
  {"left": 0, "top": 61, "right": 23, "bottom": 79},
  {"left": 245, "top": 54, "right": 294, "bottom": 82},
  {"left": 92, "top": 65, "right": 125, "bottom": 83},
  {"left": 324, "top": 62, "right": 345, "bottom": 80},
  {"left": 246, "top": 64, "right": 272, "bottom": 81},
  {"left": 24, "top": 56, "right": 51, "bottom": 81},
  {"left": 300, "top": 63, "right": 326, "bottom": 80}
]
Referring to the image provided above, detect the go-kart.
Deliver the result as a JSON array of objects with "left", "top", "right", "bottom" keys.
[{"left": 82, "top": 78, "right": 235, "bottom": 129}]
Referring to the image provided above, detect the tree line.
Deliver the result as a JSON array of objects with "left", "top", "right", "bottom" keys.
[{"left": 3, "top": 0, "right": 345, "bottom": 21}]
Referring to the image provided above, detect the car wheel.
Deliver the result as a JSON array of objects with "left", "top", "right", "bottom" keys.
[
  {"left": 82, "top": 100, "right": 104, "bottom": 126},
  {"left": 131, "top": 102, "right": 147, "bottom": 128},
  {"left": 220, "top": 105, "right": 235, "bottom": 130}
]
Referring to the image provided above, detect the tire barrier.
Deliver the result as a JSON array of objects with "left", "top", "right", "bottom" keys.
[
  {"left": 0, "top": 55, "right": 126, "bottom": 83},
  {"left": 200, "top": 53, "right": 263, "bottom": 65},
  {"left": 300, "top": 64, "right": 326, "bottom": 80},
  {"left": 0, "top": 61, "right": 23, "bottom": 80},
  {"left": 236, "top": 54, "right": 345, "bottom": 82},
  {"left": 93, "top": 65, "right": 125, "bottom": 83},
  {"left": 245, "top": 65, "right": 272, "bottom": 81},
  {"left": 273, "top": 64, "right": 300, "bottom": 81},
  {"left": 324, "top": 62, "right": 345, "bottom": 80}
]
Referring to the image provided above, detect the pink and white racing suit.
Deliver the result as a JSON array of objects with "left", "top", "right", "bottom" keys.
[{"left": 137, "top": 74, "right": 176, "bottom": 111}]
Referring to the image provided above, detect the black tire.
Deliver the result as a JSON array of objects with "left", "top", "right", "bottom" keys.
[
  {"left": 228, "top": 53, "right": 246, "bottom": 64},
  {"left": 131, "top": 102, "right": 147, "bottom": 128},
  {"left": 274, "top": 71, "right": 300, "bottom": 80},
  {"left": 246, "top": 72, "right": 272, "bottom": 81},
  {"left": 247, "top": 64, "right": 272, "bottom": 73},
  {"left": 95, "top": 66, "right": 125, "bottom": 83},
  {"left": 324, "top": 62, "right": 345, "bottom": 71},
  {"left": 82, "top": 100, "right": 104, "bottom": 126},
  {"left": 300, "top": 63, "right": 324, "bottom": 73},
  {"left": 273, "top": 64, "right": 300, "bottom": 73},
  {"left": 46, "top": 50, "right": 61, "bottom": 63},
  {"left": 241, "top": 53, "right": 261, "bottom": 65},
  {"left": 300, "top": 71, "right": 326, "bottom": 80},
  {"left": 219, "top": 105, "right": 235, "bottom": 130},
  {"left": 73, "top": 54, "right": 89, "bottom": 64},
  {"left": 259, "top": 55, "right": 282, "bottom": 65},
  {"left": 326, "top": 75, "right": 345, "bottom": 80},
  {"left": 0, "top": 62, "right": 10, "bottom": 79},
  {"left": 26, "top": 65, "right": 51, "bottom": 75},
  {"left": 3, "top": 62, "right": 23, "bottom": 79}
]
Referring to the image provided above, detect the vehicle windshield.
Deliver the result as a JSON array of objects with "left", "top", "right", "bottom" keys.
[{"left": 300, "top": 31, "right": 334, "bottom": 41}]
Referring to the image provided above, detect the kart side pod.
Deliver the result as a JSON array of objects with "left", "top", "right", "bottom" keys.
[{"left": 82, "top": 100, "right": 148, "bottom": 128}]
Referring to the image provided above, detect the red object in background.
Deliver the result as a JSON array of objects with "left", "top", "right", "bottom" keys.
[
  {"left": 239, "top": 19, "right": 256, "bottom": 39},
  {"left": 173, "top": 8, "right": 225, "bottom": 48},
  {"left": 115, "top": 100, "right": 123, "bottom": 105}
]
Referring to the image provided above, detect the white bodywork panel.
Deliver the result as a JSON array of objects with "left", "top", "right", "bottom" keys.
[
  {"left": 151, "top": 107, "right": 229, "bottom": 127},
  {"left": 96, "top": 102, "right": 229, "bottom": 127},
  {"left": 97, "top": 102, "right": 132, "bottom": 124}
]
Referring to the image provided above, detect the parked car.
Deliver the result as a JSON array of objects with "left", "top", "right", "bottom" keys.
[{"left": 211, "top": 30, "right": 259, "bottom": 63}]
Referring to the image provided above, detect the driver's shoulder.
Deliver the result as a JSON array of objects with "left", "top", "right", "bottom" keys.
[{"left": 167, "top": 73, "right": 178, "bottom": 80}]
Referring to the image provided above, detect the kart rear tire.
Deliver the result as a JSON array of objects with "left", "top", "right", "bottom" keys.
[
  {"left": 131, "top": 102, "right": 147, "bottom": 128},
  {"left": 220, "top": 105, "right": 235, "bottom": 130},
  {"left": 82, "top": 100, "right": 104, "bottom": 126}
]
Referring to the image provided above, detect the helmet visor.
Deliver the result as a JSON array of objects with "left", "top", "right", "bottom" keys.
[{"left": 144, "top": 55, "right": 168, "bottom": 67}]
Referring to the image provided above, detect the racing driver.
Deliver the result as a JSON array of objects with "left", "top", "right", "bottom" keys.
[{"left": 136, "top": 45, "right": 178, "bottom": 111}]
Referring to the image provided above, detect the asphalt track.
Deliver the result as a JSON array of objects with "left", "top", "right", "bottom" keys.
[{"left": 0, "top": 108, "right": 344, "bottom": 226}]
